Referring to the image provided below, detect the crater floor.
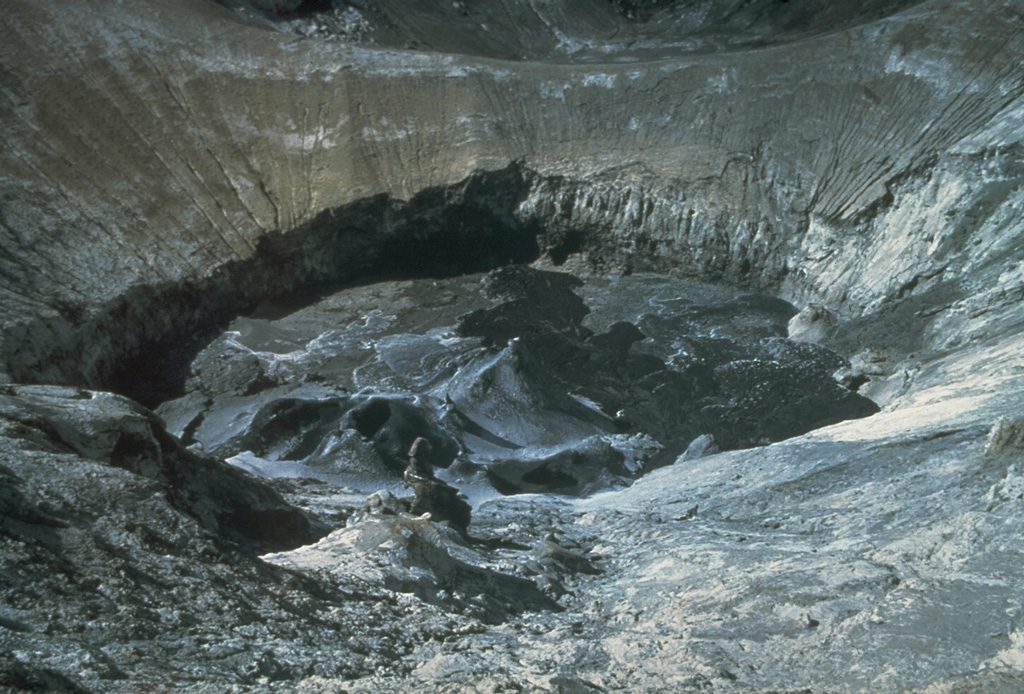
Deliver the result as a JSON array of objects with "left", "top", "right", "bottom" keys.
[{"left": 158, "top": 266, "right": 876, "bottom": 498}]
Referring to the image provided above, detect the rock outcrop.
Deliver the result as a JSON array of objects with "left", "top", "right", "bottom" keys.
[{"left": 0, "top": 385, "right": 324, "bottom": 552}]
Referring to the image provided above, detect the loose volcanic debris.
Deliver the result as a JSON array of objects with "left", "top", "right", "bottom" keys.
[{"left": 158, "top": 266, "right": 878, "bottom": 501}]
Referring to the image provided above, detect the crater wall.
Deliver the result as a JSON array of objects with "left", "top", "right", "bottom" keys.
[{"left": 1, "top": 0, "right": 1022, "bottom": 392}]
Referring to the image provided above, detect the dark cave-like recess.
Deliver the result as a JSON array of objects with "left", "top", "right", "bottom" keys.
[{"left": 101, "top": 164, "right": 542, "bottom": 407}]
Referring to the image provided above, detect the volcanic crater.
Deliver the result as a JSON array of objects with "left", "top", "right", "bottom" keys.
[{"left": 2, "top": 1, "right": 1024, "bottom": 692}]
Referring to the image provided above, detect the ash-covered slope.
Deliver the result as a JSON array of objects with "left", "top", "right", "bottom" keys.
[{"left": 2, "top": 0, "right": 1024, "bottom": 692}]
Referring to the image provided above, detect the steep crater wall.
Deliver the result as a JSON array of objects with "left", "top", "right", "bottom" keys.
[
  {"left": 1, "top": 0, "right": 1023, "bottom": 411},
  {"left": 2, "top": 165, "right": 542, "bottom": 404},
  {"left": 0, "top": 159, "right": 798, "bottom": 404},
  {"left": 225, "top": 0, "right": 931, "bottom": 62},
  {"left": 5, "top": 145, "right": 1024, "bottom": 410}
]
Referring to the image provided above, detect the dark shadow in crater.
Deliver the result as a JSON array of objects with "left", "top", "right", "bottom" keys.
[
  {"left": 520, "top": 465, "right": 579, "bottom": 490},
  {"left": 213, "top": 393, "right": 460, "bottom": 476},
  {"left": 225, "top": 0, "right": 931, "bottom": 62},
  {"left": 93, "top": 163, "right": 540, "bottom": 408},
  {"left": 292, "top": 0, "right": 334, "bottom": 16},
  {"left": 350, "top": 398, "right": 392, "bottom": 439}
]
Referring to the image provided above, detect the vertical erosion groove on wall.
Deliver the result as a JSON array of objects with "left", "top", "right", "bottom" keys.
[{"left": 516, "top": 174, "right": 795, "bottom": 287}]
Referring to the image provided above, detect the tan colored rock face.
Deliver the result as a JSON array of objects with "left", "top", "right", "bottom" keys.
[{"left": 2, "top": 0, "right": 1023, "bottom": 388}]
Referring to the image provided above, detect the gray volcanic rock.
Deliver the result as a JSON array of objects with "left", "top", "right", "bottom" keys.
[
  {"left": 787, "top": 302, "right": 839, "bottom": 344},
  {"left": 156, "top": 267, "right": 877, "bottom": 499},
  {"left": 0, "top": 385, "right": 323, "bottom": 553},
  {"left": 263, "top": 515, "right": 560, "bottom": 624},
  {"left": 0, "top": 387, "right": 370, "bottom": 689},
  {"left": 0, "top": 386, "right": 582, "bottom": 692}
]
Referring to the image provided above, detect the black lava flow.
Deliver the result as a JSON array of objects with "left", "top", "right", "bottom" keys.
[{"left": 157, "top": 265, "right": 878, "bottom": 505}]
